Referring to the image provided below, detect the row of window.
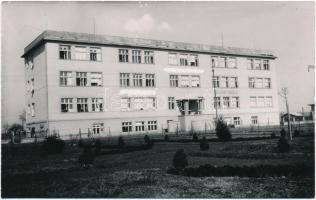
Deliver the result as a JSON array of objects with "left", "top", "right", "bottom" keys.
[
  {"left": 214, "top": 97, "right": 240, "bottom": 109},
  {"left": 250, "top": 96, "right": 273, "bottom": 107},
  {"left": 170, "top": 75, "right": 200, "bottom": 88},
  {"left": 61, "top": 98, "right": 103, "bottom": 113},
  {"left": 60, "top": 71, "right": 102, "bottom": 87},
  {"left": 211, "top": 56, "right": 237, "bottom": 69},
  {"left": 122, "top": 121, "right": 158, "bottom": 132},
  {"left": 119, "top": 49, "right": 154, "bottom": 64},
  {"left": 120, "top": 73, "right": 155, "bottom": 87},
  {"left": 59, "top": 45, "right": 102, "bottom": 61},
  {"left": 249, "top": 77, "right": 271, "bottom": 89},
  {"left": 168, "top": 53, "right": 199, "bottom": 66},
  {"left": 213, "top": 76, "right": 238, "bottom": 88},
  {"left": 247, "top": 59, "right": 270, "bottom": 70},
  {"left": 121, "top": 97, "right": 156, "bottom": 111}
]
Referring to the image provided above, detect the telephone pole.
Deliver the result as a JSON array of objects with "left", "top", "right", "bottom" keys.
[
  {"left": 279, "top": 87, "right": 292, "bottom": 140},
  {"left": 212, "top": 58, "right": 218, "bottom": 121}
]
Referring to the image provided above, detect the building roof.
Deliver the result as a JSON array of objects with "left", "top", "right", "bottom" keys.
[
  {"left": 22, "top": 30, "right": 277, "bottom": 58},
  {"left": 282, "top": 113, "right": 304, "bottom": 117}
]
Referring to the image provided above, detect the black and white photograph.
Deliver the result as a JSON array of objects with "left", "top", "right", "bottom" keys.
[{"left": 1, "top": 1, "right": 315, "bottom": 198}]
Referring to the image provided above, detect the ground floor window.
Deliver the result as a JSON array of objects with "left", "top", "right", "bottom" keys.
[
  {"left": 93, "top": 123, "right": 104, "bottom": 134},
  {"left": 147, "top": 121, "right": 157, "bottom": 131},
  {"left": 122, "top": 122, "right": 132, "bottom": 132},
  {"left": 233, "top": 117, "right": 241, "bottom": 126},
  {"left": 251, "top": 116, "right": 258, "bottom": 125},
  {"left": 135, "top": 121, "right": 145, "bottom": 132}
]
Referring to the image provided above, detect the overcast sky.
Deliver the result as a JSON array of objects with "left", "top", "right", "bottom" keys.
[{"left": 2, "top": 1, "right": 315, "bottom": 125}]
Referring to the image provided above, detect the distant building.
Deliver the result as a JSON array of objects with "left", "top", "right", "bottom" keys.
[
  {"left": 22, "top": 30, "right": 280, "bottom": 137},
  {"left": 309, "top": 104, "right": 314, "bottom": 120}
]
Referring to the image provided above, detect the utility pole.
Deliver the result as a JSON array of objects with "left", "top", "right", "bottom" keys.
[
  {"left": 212, "top": 58, "right": 218, "bottom": 121},
  {"left": 279, "top": 87, "right": 292, "bottom": 140}
]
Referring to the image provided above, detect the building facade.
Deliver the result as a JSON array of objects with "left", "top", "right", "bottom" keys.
[{"left": 22, "top": 30, "right": 279, "bottom": 137}]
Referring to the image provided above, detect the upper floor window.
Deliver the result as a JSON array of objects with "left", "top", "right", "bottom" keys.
[
  {"left": 249, "top": 77, "right": 271, "bottom": 89},
  {"left": 228, "top": 77, "right": 238, "bottom": 88},
  {"left": 248, "top": 77, "right": 255, "bottom": 88},
  {"left": 60, "top": 71, "right": 73, "bottom": 86},
  {"left": 133, "top": 74, "right": 143, "bottom": 87},
  {"left": 92, "top": 98, "right": 103, "bottom": 112},
  {"left": 219, "top": 77, "right": 228, "bottom": 88},
  {"left": 168, "top": 53, "right": 178, "bottom": 65},
  {"left": 213, "top": 76, "right": 220, "bottom": 88},
  {"left": 122, "top": 122, "right": 132, "bottom": 132},
  {"left": 27, "top": 104, "right": 31, "bottom": 115},
  {"left": 191, "top": 75, "right": 200, "bottom": 87},
  {"left": 30, "top": 78, "right": 34, "bottom": 96},
  {"left": 214, "top": 97, "right": 221, "bottom": 109},
  {"left": 61, "top": 98, "right": 74, "bottom": 112},
  {"left": 231, "top": 97, "right": 240, "bottom": 108},
  {"left": 59, "top": 45, "right": 71, "bottom": 60},
  {"left": 147, "top": 121, "right": 157, "bottom": 131},
  {"left": 211, "top": 56, "right": 218, "bottom": 68},
  {"left": 254, "top": 59, "right": 261, "bottom": 70},
  {"left": 223, "top": 97, "right": 230, "bottom": 109},
  {"left": 31, "top": 103, "right": 35, "bottom": 117},
  {"left": 228, "top": 57, "right": 237, "bottom": 68},
  {"left": 257, "top": 96, "right": 265, "bottom": 107},
  {"left": 250, "top": 96, "right": 257, "bottom": 107},
  {"left": 90, "top": 47, "right": 101, "bottom": 61},
  {"left": 132, "top": 50, "right": 142, "bottom": 63},
  {"left": 265, "top": 96, "right": 273, "bottom": 107},
  {"left": 135, "top": 121, "right": 145, "bottom": 132},
  {"left": 75, "top": 46, "right": 87, "bottom": 60},
  {"left": 168, "top": 97, "right": 175, "bottom": 110},
  {"left": 247, "top": 58, "right": 254, "bottom": 69},
  {"left": 145, "top": 74, "right": 155, "bottom": 87},
  {"left": 119, "top": 49, "right": 129, "bottom": 63},
  {"left": 121, "top": 98, "right": 131, "bottom": 110},
  {"left": 76, "top": 72, "right": 87, "bottom": 86},
  {"left": 170, "top": 75, "right": 178, "bottom": 87},
  {"left": 120, "top": 73, "right": 130, "bottom": 87},
  {"left": 170, "top": 75, "right": 200, "bottom": 88},
  {"left": 144, "top": 51, "right": 154, "bottom": 64},
  {"left": 218, "top": 57, "right": 227, "bottom": 68},
  {"left": 77, "top": 98, "right": 88, "bottom": 112},
  {"left": 179, "top": 54, "right": 188, "bottom": 66},
  {"left": 180, "top": 75, "right": 190, "bottom": 87},
  {"left": 250, "top": 96, "right": 273, "bottom": 108},
  {"left": 90, "top": 72, "right": 102, "bottom": 86},
  {"left": 26, "top": 81, "right": 30, "bottom": 92},
  {"left": 189, "top": 54, "right": 199, "bottom": 66},
  {"left": 263, "top": 60, "right": 270, "bottom": 70}
]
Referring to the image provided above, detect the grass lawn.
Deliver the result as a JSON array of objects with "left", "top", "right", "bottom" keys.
[{"left": 2, "top": 136, "right": 314, "bottom": 198}]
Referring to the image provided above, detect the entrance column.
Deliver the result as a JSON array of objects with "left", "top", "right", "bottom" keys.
[{"left": 184, "top": 100, "right": 189, "bottom": 115}]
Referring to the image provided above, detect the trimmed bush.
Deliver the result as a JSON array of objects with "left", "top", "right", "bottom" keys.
[
  {"left": 94, "top": 139, "right": 101, "bottom": 156},
  {"left": 215, "top": 117, "right": 232, "bottom": 141},
  {"left": 42, "top": 136, "right": 65, "bottom": 154},
  {"left": 200, "top": 137, "right": 209, "bottom": 151},
  {"left": 79, "top": 147, "right": 95, "bottom": 166},
  {"left": 164, "top": 134, "right": 169, "bottom": 141},
  {"left": 192, "top": 133, "right": 198, "bottom": 142},
  {"left": 172, "top": 149, "right": 188, "bottom": 171},
  {"left": 277, "top": 137, "right": 290, "bottom": 153},
  {"left": 118, "top": 136, "right": 125, "bottom": 148}
]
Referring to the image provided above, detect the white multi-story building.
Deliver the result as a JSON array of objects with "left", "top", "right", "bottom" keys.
[{"left": 22, "top": 30, "right": 279, "bottom": 137}]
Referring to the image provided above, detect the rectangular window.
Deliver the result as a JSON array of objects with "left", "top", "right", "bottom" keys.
[
  {"left": 144, "top": 51, "right": 154, "bottom": 64},
  {"left": 90, "top": 72, "right": 102, "bottom": 86},
  {"left": 119, "top": 49, "right": 129, "bottom": 63},
  {"left": 249, "top": 77, "right": 255, "bottom": 88},
  {"left": 257, "top": 96, "right": 265, "bottom": 107},
  {"left": 92, "top": 98, "right": 103, "bottom": 112},
  {"left": 170, "top": 75, "right": 178, "bottom": 87},
  {"left": 75, "top": 46, "right": 87, "bottom": 60},
  {"left": 31, "top": 103, "right": 35, "bottom": 117},
  {"left": 198, "top": 97, "right": 204, "bottom": 113},
  {"left": 93, "top": 123, "right": 104, "bottom": 134},
  {"left": 147, "top": 121, "right": 157, "bottom": 131},
  {"left": 145, "top": 74, "right": 155, "bottom": 87},
  {"left": 61, "top": 98, "right": 73, "bottom": 113},
  {"left": 135, "top": 121, "right": 145, "bottom": 132},
  {"left": 168, "top": 53, "right": 178, "bottom": 65},
  {"left": 229, "top": 77, "right": 238, "bottom": 88},
  {"left": 256, "top": 78, "right": 263, "bottom": 88},
  {"left": 180, "top": 75, "right": 190, "bottom": 87},
  {"left": 179, "top": 54, "right": 188, "bottom": 66},
  {"left": 132, "top": 50, "right": 142, "bottom": 63},
  {"left": 247, "top": 58, "right": 254, "bottom": 69},
  {"left": 223, "top": 97, "right": 230, "bottom": 109},
  {"left": 59, "top": 45, "right": 71, "bottom": 60},
  {"left": 133, "top": 97, "right": 144, "bottom": 110},
  {"left": 133, "top": 73, "right": 143, "bottom": 87},
  {"left": 30, "top": 78, "right": 34, "bottom": 92},
  {"left": 218, "top": 57, "right": 227, "bottom": 68},
  {"left": 231, "top": 97, "right": 239, "bottom": 108},
  {"left": 220, "top": 77, "right": 228, "bottom": 88},
  {"left": 263, "top": 60, "right": 270, "bottom": 70},
  {"left": 27, "top": 104, "right": 31, "bottom": 115},
  {"left": 213, "top": 76, "right": 219, "bottom": 88},
  {"left": 76, "top": 72, "right": 87, "bottom": 86},
  {"left": 26, "top": 81, "right": 30, "bottom": 92},
  {"left": 265, "top": 96, "right": 273, "bottom": 107},
  {"left": 214, "top": 97, "right": 221, "bottom": 109},
  {"left": 251, "top": 116, "right": 258, "bottom": 125},
  {"left": 145, "top": 97, "right": 156, "bottom": 109},
  {"left": 189, "top": 54, "right": 198, "bottom": 66},
  {"left": 77, "top": 98, "right": 88, "bottom": 112},
  {"left": 250, "top": 96, "right": 257, "bottom": 107},
  {"left": 90, "top": 47, "right": 101, "bottom": 61},
  {"left": 233, "top": 117, "right": 241, "bottom": 126},
  {"left": 254, "top": 59, "right": 261, "bottom": 70},
  {"left": 60, "top": 71, "right": 73, "bottom": 86},
  {"left": 120, "top": 73, "right": 130, "bottom": 87},
  {"left": 263, "top": 78, "right": 271, "bottom": 88},
  {"left": 228, "top": 57, "right": 237, "bottom": 68},
  {"left": 122, "top": 122, "right": 132, "bottom": 132},
  {"left": 120, "top": 98, "right": 131, "bottom": 110},
  {"left": 191, "top": 76, "right": 200, "bottom": 87},
  {"left": 168, "top": 97, "right": 175, "bottom": 110},
  {"left": 211, "top": 56, "right": 218, "bottom": 67}
]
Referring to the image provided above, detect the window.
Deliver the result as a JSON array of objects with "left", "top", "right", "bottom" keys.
[
  {"left": 170, "top": 75, "right": 178, "bottom": 87},
  {"left": 218, "top": 57, "right": 227, "bottom": 68},
  {"left": 145, "top": 97, "right": 156, "bottom": 109},
  {"left": 233, "top": 117, "right": 241, "bottom": 126},
  {"left": 223, "top": 97, "right": 230, "bottom": 109},
  {"left": 189, "top": 54, "right": 198, "bottom": 66},
  {"left": 120, "top": 73, "right": 130, "bottom": 87},
  {"left": 30, "top": 78, "right": 34, "bottom": 96},
  {"left": 213, "top": 76, "right": 219, "bottom": 88},
  {"left": 255, "top": 78, "right": 263, "bottom": 88},
  {"left": 251, "top": 116, "right": 258, "bottom": 125},
  {"left": 75, "top": 46, "right": 87, "bottom": 60},
  {"left": 214, "top": 97, "right": 221, "bottom": 109},
  {"left": 122, "top": 122, "right": 132, "bottom": 132},
  {"left": 229, "top": 77, "right": 238, "bottom": 88},
  {"left": 145, "top": 74, "right": 155, "bottom": 87},
  {"left": 92, "top": 123, "right": 104, "bottom": 134},
  {"left": 198, "top": 97, "right": 204, "bottom": 113},
  {"left": 61, "top": 98, "right": 73, "bottom": 113},
  {"left": 191, "top": 76, "right": 200, "bottom": 87},
  {"left": 59, "top": 45, "right": 71, "bottom": 60},
  {"left": 60, "top": 71, "right": 73, "bottom": 86},
  {"left": 31, "top": 103, "right": 35, "bottom": 117},
  {"left": 263, "top": 60, "right": 270, "bottom": 70},
  {"left": 77, "top": 98, "right": 88, "bottom": 112},
  {"left": 76, "top": 72, "right": 87, "bottom": 86},
  {"left": 220, "top": 77, "right": 228, "bottom": 88},
  {"left": 132, "top": 50, "right": 141, "bottom": 63},
  {"left": 120, "top": 98, "right": 131, "bottom": 110},
  {"left": 147, "top": 121, "right": 157, "bottom": 131},
  {"left": 247, "top": 58, "right": 254, "bottom": 69},
  {"left": 26, "top": 81, "right": 30, "bottom": 92},
  {"left": 179, "top": 54, "right": 188, "bottom": 66},
  {"left": 228, "top": 57, "right": 237, "bottom": 68},
  {"left": 265, "top": 96, "right": 273, "bottom": 107},
  {"left": 249, "top": 77, "right": 255, "bottom": 88},
  {"left": 133, "top": 74, "right": 143, "bottom": 87},
  {"left": 90, "top": 47, "right": 101, "bottom": 61},
  {"left": 257, "top": 96, "right": 265, "bottom": 107},
  {"left": 250, "top": 97, "right": 257, "bottom": 107},
  {"left": 133, "top": 97, "right": 144, "bottom": 110},
  {"left": 231, "top": 97, "right": 239, "bottom": 108},
  {"left": 168, "top": 97, "right": 175, "bottom": 110},
  {"left": 263, "top": 78, "right": 271, "bottom": 88},
  {"left": 27, "top": 104, "right": 31, "bottom": 115},
  {"left": 90, "top": 72, "right": 102, "bottom": 86},
  {"left": 119, "top": 49, "right": 129, "bottom": 62},
  {"left": 211, "top": 56, "right": 218, "bottom": 67},
  {"left": 180, "top": 75, "right": 190, "bottom": 87},
  {"left": 254, "top": 59, "right": 261, "bottom": 70},
  {"left": 144, "top": 51, "right": 154, "bottom": 64},
  {"left": 29, "top": 57, "right": 34, "bottom": 69},
  {"left": 135, "top": 121, "right": 145, "bottom": 132},
  {"left": 92, "top": 98, "right": 103, "bottom": 112},
  {"left": 168, "top": 53, "right": 177, "bottom": 65}
]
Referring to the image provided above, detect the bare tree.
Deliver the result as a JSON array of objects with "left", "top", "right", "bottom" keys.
[
  {"left": 19, "top": 110, "right": 26, "bottom": 130},
  {"left": 278, "top": 87, "right": 292, "bottom": 140}
]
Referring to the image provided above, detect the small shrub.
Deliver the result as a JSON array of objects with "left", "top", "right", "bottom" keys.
[
  {"left": 172, "top": 149, "right": 188, "bottom": 171},
  {"left": 200, "top": 137, "right": 209, "bottom": 151},
  {"left": 271, "top": 132, "right": 276, "bottom": 138},
  {"left": 280, "top": 129, "right": 286, "bottom": 138},
  {"left": 42, "top": 136, "right": 65, "bottom": 154},
  {"left": 144, "top": 135, "right": 150, "bottom": 143},
  {"left": 192, "top": 133, "right": 198, "bottom": 142},
  {"left": 78, "top": 139, "right": 84, "bottom": 148},
  {"left": 118, "top": 136, "right": 125, "bottom": 148},
  {"left": 94, "top": 139, "right": 101, "bottom": 156},
  {"left": 164, "top": 134, "right": 169, "bottom": 141},
  {"left": 277, "top": 137, "right": 290, "bottom": 153},
  {"left": 294, "top": 130, "right": 300, "bottom": 137},
  {"left": 146, "top": 139, "right": 154, "bottom": 149},
  {"left": 215, "top": 117, "right": 232, "bottom": 141},
  {"left": 79, "top": 147, "right": 95, "bottom": 166}
]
